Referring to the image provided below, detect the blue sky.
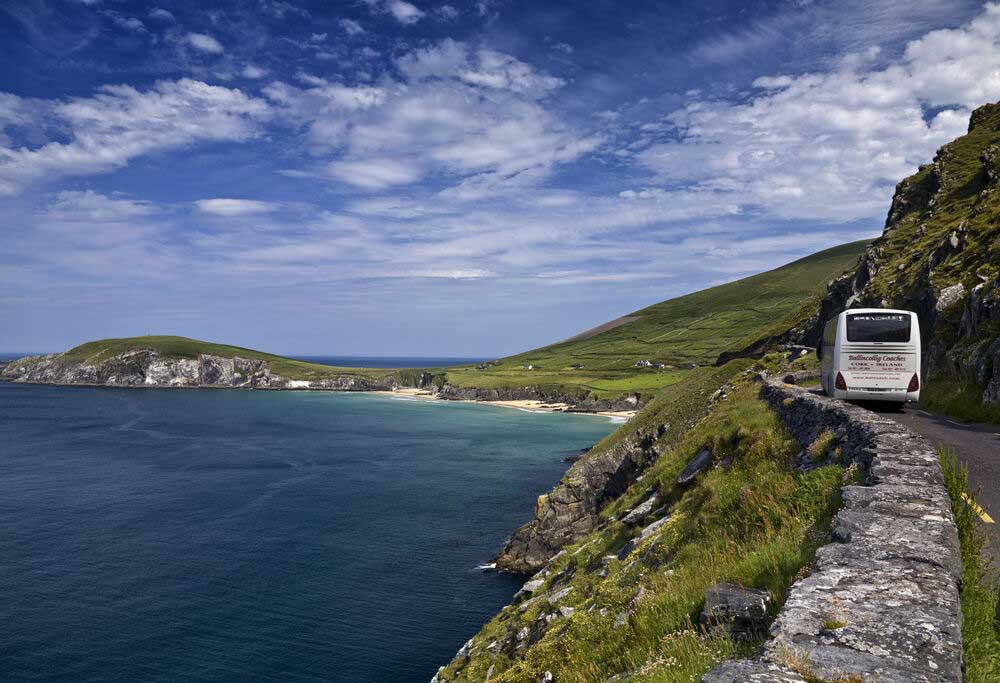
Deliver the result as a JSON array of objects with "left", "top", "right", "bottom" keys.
[{"left": 1, "top": 0, "right": 997, "bottom": 356}]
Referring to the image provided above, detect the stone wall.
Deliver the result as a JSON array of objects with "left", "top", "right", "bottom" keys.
[{"left": 703, "top": 379, "right": 963, "bottom": 682}]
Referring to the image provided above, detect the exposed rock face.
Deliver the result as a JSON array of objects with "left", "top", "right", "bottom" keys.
[
  {"left": 702, "top": 380, "right": 963, "bottom": 682},
  {"left": 495, "top": 427, "right": 664, "bottom": 573},
  {"left": 699, "top": 583, "right": 771, "bottom": 642},
  {"left": 676, "top": 448, "right": 712, "bottom": 486},
  {"left": 0, "top": 350, "right": 412, "bottom": 391}
]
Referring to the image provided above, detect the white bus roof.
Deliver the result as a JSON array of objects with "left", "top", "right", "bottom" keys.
[{"left": 839, "top": 308, "right": 915, "bottom": 317}]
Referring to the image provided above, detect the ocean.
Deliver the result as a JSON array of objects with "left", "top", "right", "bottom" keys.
[{"left": 0, "top": 381, "right": 616, "bottom": 682}]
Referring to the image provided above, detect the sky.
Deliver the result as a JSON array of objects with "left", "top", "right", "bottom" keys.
[{"left": 1, "top": 0, "right": 998, "bottom": 356}]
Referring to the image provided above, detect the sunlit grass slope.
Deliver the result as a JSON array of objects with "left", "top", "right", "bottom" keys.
[{"left": 442, "top": 240, "right": 868, "bottom": 401}]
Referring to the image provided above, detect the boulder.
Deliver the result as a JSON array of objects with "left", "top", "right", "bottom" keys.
[
  {"left": 617, "top": 515, "right": 671, "bottom": 559},
  {"left": 935, "top": 283, "right": 966, "bottom": 312},
  {"left": 513, "top": 578, "right": 545, "bottom": 602},
  {"left": 699, "top": 582, "right": 771, "bottom": 641},
  {"left": 677, "top": 448, "right": 712, "bottom": 486},
  {"left": 621, "top": 492, "right": 661, "bottom": 526}
]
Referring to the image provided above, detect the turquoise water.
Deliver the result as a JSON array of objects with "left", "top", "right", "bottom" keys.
[{"left": 0, "top": 382, "right": 617, "bottom": 682}]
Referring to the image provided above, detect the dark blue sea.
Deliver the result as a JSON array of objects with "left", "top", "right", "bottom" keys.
[{"left": 0, "top": 382, "right": 617, "bottom": 682}]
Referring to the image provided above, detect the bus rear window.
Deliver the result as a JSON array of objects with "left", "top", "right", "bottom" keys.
[{"left": 846, "top": 313, "right": 911, "bottom": 343}]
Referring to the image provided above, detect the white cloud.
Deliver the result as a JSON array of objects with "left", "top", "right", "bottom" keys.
[
  {"left": 388, "top": 0, "right": 424, "bottom": 24},
  {"left": 187, "top": 32, "right": 224, "bottom": 54},
  {"left": 363, "top": 0, "right": 424, "bottom": 25},
  {"left": 242, "top": 65, "right": 268, "bottom": 79},
  {"left": 149, "top": 8, "right": 175, "bottom": 21},
  {"left": 267, "top": 40, "right": 589, "bottom": 193},
  {"left": 339, "top": 18, "right": 365, "bottom": 35},
  {"left": 195, "top": 198, "right": 281, "bottom": 216},
  {"left": 436, "top": 5, "right": 458, "bottom": 20},
  {"left": 0, "top": 79, "right": 271, "bottom": 196},
  {"left": 632, "top": 3, "right": 1000, "bottom": 222},
  {"left": 46, "top": 190, "right": 156, "bottom": 221},
  {"left": 326, "top": 158, "right": 423, "bottom": 189}
]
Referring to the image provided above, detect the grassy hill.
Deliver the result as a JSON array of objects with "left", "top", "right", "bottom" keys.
[
  {"left": 49, "top": 335, "right": 412, "bottom": 383},
  {"left": 442, "top": 240, "right": 868, "bottom": 401}
]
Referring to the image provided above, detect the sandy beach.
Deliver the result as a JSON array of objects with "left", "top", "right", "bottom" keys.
[{"left": 370, "top": 387, "right": 636, "bottom": 421}]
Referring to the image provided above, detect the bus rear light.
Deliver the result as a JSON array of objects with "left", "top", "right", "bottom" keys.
[
  {"left": 835, "top": 372, "right": 847, "bottom": 391},
  {"left": 907, "top": 373, "right": 920, "bottom": 392}
]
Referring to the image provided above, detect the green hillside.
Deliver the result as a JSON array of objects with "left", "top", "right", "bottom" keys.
[
  {"left": 442, "top": 240, "right": 868, "bottom": 401},
  {"left": 53, "top": 335, "right": 408, "bottom": 383}
]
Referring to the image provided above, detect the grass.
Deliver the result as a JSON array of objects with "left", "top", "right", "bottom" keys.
[
  {"left": 940, "top": 449, "right": 1000, "bottom": 683},
  {"left": 921, "top": 377, "right": 1000, "bottom": 425},
  {"left": 437, "top": 380, "right": 845, "bottom": 683},
  {"left": 441, "top": 241, "right": 867, "bottom": 403},
  {"left": 37, "top": 335, "right": 423, "bottom": 383}
]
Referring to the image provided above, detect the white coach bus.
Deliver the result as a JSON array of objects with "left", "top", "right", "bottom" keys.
[{"left": 819, "top": 309, "right": 921, "bottom": 402}]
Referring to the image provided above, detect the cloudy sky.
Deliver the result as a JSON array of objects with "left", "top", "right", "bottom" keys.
[{"left": 1, "top": 0, "right": 998, "bottom": 356}]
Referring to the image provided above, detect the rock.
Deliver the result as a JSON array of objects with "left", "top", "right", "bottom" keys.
[
  {"left": 700, "top": 660, "right": 807, "bottom": 682},
  {"left": 621, "top": 493, "right": 661, "bottom": 526},
  {"left": 677, "top": 448, "right": 712, "bottom": 486},
  {"left": 558, "top": 606, "right": 575, "bottom": 618},
  {"left": 539, "top": 672, "right": 553, "bottom": 683},
  {"left": 982, "top": 144, "right": 1000, "bottom": 182},
  {"left": 514, "top": 578, "right": 545, "bottom": 601},
  {"left": 699, "top": 582, "right": 771, "bottom": 641},
  {"left": 547, "top": 586, "right": 573, "bottom": 605},
  {"left": 618, "top": 515, "right": 670, "bottom": 559},
  {"left": 496, "top": 420, "right": 665, "bottom": 573},
  {"left": 936, "top": 283, "right": 965, "bottom": 312}
]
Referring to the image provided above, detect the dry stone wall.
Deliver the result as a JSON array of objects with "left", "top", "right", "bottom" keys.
[{"left": 703, "top": 379, "right": 963, "bottom": 683}]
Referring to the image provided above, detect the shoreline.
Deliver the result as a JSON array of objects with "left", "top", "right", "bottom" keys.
[
  {"left": 0, "top": 379, "right": 636, "bottom": 421},
  {"left": 369, "top": 387, "right": 637, "bottom": 421}
]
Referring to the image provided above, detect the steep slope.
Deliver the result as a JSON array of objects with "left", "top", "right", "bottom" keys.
[
  {"left": 435, "top": 357, "right": 847, "bottom": 683},
  {"left": 441, "top": 240, "right": 868, "bottom": 403},
  {"left": 803, "top": 102, "right": 1000, "bottom": 422}
]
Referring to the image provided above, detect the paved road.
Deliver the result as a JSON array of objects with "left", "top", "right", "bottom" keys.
[{"left": 869, "top": 403, "right": 1000, "bottom": 570}]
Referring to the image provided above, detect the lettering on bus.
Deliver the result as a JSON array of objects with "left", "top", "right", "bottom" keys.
[{"left": 846, "top": 353, "right": 908, "bottom": 374}]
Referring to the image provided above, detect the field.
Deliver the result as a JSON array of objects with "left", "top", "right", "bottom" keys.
[{"left": 442, "top": 240, "right": 868, "bottom": 401}]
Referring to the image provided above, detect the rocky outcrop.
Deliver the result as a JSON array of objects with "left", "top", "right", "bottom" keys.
[
  {"left": 796, "top": 103, "right": 1000, "bottom": 406},
  {"left": 494, "top": 425, "right": 665, "bottom": 573},
  {"left": 0, "top": 350, "right": 415, "bottom": 392},
  {"left": 494, "top": 364, "right": 745, "bottom": 574},
  {"left": 702, "top": 379, "right": 963, "bottom": 682}
]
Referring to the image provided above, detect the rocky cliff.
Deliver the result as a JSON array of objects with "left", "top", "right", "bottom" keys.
[
  {"left": 494, "top": 361, "right": 750, "bottom": 573},
  {"left": 800, "top": 102, "right": 1000, "bottom": 406},
  {"left": 0, "top": 350, "right": 423, "bottom": 391}
]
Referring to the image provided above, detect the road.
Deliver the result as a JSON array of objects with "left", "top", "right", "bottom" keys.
[{"left": 869, "top": 403, "right": 1000, "bottom": 570}]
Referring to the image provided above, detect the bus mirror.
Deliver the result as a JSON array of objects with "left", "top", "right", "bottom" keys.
[{"left": 816, "top": 344, "right": 822, "bottom": 359}]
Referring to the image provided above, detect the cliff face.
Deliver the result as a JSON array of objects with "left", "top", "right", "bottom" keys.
[
  {"left": 803, "top": 102, "right": 1000, "bottom": 405},
  {"left": 494, "top": 361, "right": 751, "bottom": 573},
  {"left": 0, "top": 350, "right": 420, "bottom": 391}
]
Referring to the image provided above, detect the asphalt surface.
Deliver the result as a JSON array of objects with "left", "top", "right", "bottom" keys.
[{"left": 868, "top": 402, "right": 1000, "bottom": 571}]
